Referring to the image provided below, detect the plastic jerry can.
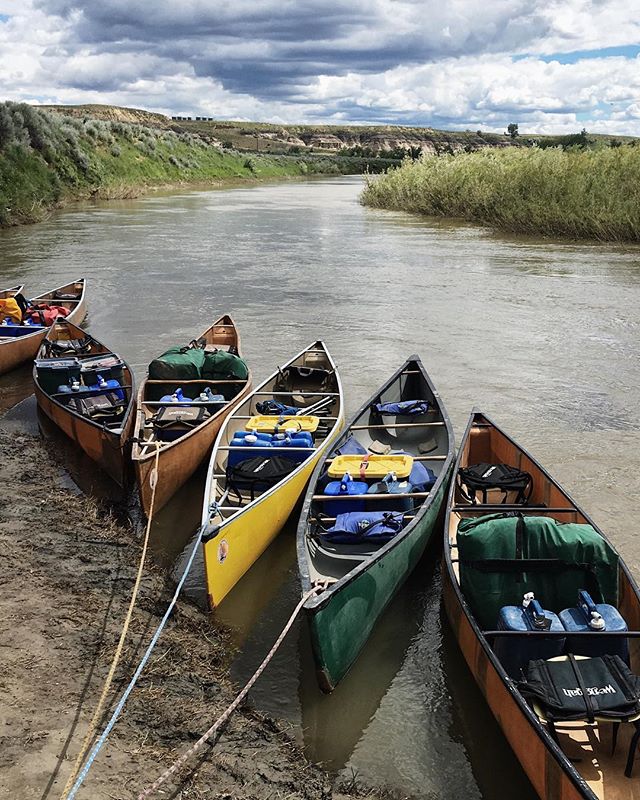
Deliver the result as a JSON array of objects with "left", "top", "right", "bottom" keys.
[
  {"left": 366, "top": 472, "right": 414, "bottom": 512},
  {"left": 322, "top": 472, "right": 369, "bottom": 517},
  {"left": 559, "top": 590, "right": 629, "bottom": 662},
  {"left": 494, "top": 593, "right": 565, "bottom": 678},
  {"left": 274, "top": 432, "right": 314, "bottom": 464},
  {"left": 196, "top": 387, "right": 226, "bottom": 411},
  {"left": 96, "top": 374, "right": 125, "bottom": 402},
  {"left": 159, "top": 388, "right": 192, "bottom": 404},
  {"left": 228, "top": 433, "right": 272, "bottom": 468}
]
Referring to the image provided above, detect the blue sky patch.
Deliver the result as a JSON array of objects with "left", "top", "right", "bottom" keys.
[
  {"left": 0, "top": 14, "right": 10, "bottom": 23},
  {"left": 538, "top": 45, "right": 640, "bottom": 64}
]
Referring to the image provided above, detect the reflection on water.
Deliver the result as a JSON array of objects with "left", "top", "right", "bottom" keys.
[{"left": 2, "top": 175, "right": 640, "bottom": 798}]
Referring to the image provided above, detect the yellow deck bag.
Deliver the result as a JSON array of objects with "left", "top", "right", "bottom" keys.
[
  {"left": 0, "top": 298, "right": 22, "bottom": 324},
  {"left": 327, "top": 454, "right": 414, "bottom": 480},
  {"left": 246, "top": 415, "right": 320, "bottom": 434}
]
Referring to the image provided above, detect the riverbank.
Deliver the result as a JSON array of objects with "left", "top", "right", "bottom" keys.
[
  {"left": 0, "top": 103, "right": 376, "bottom": 228},
  {"left": 0, "top": 426, "right": 377, "bottom": 800},
  {"left": 361, "top": 145, "right": 640, "bottom": 242}
]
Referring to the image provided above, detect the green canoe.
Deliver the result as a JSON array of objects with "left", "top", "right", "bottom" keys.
[{"left": 296, "top": 354, "right": 455, "bottom": 691}]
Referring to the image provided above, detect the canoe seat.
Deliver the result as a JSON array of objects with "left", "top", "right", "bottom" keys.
[{"left": 525, "top": 655, "right": 640, "bottom": 778}]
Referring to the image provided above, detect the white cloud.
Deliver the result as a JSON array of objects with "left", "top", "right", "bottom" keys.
[{"left": 0, "top": 0, "right": 639, "bottom": 133}]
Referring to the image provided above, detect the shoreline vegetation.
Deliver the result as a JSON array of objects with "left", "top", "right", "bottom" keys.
[
  {"left": 361, "top": 144, "right": 640, "bottom": 242},
  {"left": 0, "top": 102, "right": 391, "bottom": 228}
]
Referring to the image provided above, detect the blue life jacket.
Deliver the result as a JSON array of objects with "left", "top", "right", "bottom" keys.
[
  {"left": 373, "top": 399, "right": 430, "bottom": 415},
  {"left": 318, "top": 511, "right": 405, "bottom": 544}
]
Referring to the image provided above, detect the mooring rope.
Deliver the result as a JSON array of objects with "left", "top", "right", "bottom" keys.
[
  {"left": 59, "top": 442, "right": 162, "bottom": 800},
  {"left": 65, "top": 522, "right": 204, "bottom": 799},
  {"left": 136, "top": 583, "right": 325, "bottom": 799}
]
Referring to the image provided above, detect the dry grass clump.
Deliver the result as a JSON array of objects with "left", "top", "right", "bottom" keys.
[{"left": 361, "top": 145, "right": 640, "bottom": 241}]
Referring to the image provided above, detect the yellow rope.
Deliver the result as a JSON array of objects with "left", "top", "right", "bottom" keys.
[{"left": 59, "top": 442, "right": 162, "bottom": 800}]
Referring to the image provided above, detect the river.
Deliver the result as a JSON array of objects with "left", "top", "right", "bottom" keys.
[{"left": 1, "top": 175, "right": 640, "bottom": 799}]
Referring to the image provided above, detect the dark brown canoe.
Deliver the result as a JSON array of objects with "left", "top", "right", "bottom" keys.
[
  {"left": 131, "top": 315, "right": 252, "bottom": 517},
  {"left": 0, "top": 278, "right": 86, "bottom": 376},
  {"left": 443, "top": 410, "right": 640, "bottom": 800},
  {"left": 33, "top": 318, "right": 135, "bottom": 486}
]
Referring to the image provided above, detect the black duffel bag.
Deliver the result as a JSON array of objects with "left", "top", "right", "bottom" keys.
[
  {"left": 457, "top": 462, "right": 533, "bottom": 505},
  {"left": 227, "top": 455, "right": 298, "bottom": 501}
]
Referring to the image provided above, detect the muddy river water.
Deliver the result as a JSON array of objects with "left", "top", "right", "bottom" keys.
[{"left": 2, "top": 176, "right": 640, "bottom": 799}]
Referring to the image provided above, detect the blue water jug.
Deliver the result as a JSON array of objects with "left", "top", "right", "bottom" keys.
[
  {"left": 559, "top": 590, "right": 629, "bottom": 662},
  {"left": 195, "top": 387, "right": 226, "bottom": 412},
  {"left": 57, "top": 378, "right": 84, "bottom": 395},
  {"left": 234, "top": 431, "right": 273, "bottom": 442},
  {"left": 159, "top": 387, "right": 192, "bottom": 405},
  {"left": 228, "top": 432, "right": 272, "bottom": 468},
  {"left": 366, "top": 472, "right": 414, "bottom": 512},
  {"left": 323, "top": 472, "right": 369, "bottom": 517},
  {"left": 278, "top": 431, "right": 314, "bottom": 464},
  {"left": 495, "top": 593, "right": 565, "bottom": 678},
  {"left": 96, "top": 374, "right": 125, "bottom": 401}
]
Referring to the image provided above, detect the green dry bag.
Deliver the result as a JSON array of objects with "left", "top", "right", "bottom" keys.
[{"left": 148, "top": 345, "right": 206, "bottom": 381}]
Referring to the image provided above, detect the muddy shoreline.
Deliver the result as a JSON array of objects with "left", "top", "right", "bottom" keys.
[{"left": 0, "top": 427, "right": 378, "bottom": 800}]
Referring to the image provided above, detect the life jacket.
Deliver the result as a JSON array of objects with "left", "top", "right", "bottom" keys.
[
  {"left": 0, "top": 297, "right": 23, "bottom": 324},
  {"left": 26, "top": 304, "right": 70, "bottom": 326}
]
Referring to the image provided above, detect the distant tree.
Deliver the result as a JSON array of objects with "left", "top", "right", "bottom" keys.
[
  {"left": 506, "top": 123, "right": 519, "bottom": 139},
  {"left": 609, "top": 138, "right": 622, "bottom": 149},
  {"left": 476, "top": 130, "right": 482, "bottom": 137}
]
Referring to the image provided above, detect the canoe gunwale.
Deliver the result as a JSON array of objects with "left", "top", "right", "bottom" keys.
[
  {"left": 201, "top": 339, "right": 344, "bottom": 536},
  {"left": 297, "top": 353, "right": 455, "bottom": 613},
  {"left": 442, "top": 409, "right": 640, "bottom": 800},
  {"left": 130, "top": 314, "right": 252, "bottom": 464}
]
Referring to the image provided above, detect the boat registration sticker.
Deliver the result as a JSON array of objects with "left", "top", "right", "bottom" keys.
[{"left": 217, "top": 539, "right": 229, "bottom": 564}]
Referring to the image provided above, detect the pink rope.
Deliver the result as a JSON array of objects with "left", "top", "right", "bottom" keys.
[{"left": 137, "top": 584, "right": 323, "bottom": 799}]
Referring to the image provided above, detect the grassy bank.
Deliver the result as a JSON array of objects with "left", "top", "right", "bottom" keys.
[
  {"left": 0, "top": 103, "right": 370, "bottom": 227},
  {"left": 361, "top": 145, "right": 640, "bottom": 241}
]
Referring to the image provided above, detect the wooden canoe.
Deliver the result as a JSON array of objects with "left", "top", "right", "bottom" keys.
[
  {"left": 33, "top": 319, "right": 135, "bottom": 486},
  {"left": 297, "top": 355, "right": 455, "bottom": 691},
  {"left": 201, "top": 340, "right": 344, "bottom": 609},
  {"left": 131, "top": 315, "right": 252, "bottom": 517},
  {"left": 443, "top": 410, "right": 640, "bottom": 800},
  {"left": 0, "top": 278, "right": 87, "bottom": 376}
]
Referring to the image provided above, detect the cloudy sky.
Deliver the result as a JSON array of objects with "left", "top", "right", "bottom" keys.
[{"left": 0, "top": 0, "right": 639, "bottom": 134}]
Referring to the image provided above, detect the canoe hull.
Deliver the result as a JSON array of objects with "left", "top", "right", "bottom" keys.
[
  {"left": 203, "top": 440, "right": 337, "bottom": 607},
  {"left": 307, "top": 464, "right": 452, "bottom": 691},
  {"left": 35, "top": 382, "right": 135, "bottom": 485}
]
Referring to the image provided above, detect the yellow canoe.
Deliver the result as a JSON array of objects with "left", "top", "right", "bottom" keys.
[{"left": 200, "top": 340, "right": 344, "bottom": 608}]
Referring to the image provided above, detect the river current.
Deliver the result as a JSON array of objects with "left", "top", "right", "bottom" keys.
[{"left": 1, "top": 176, "right": 640, "bottom": 799}]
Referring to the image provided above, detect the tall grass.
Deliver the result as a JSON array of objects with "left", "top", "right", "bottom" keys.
[{"left": 361, "top": 146, "right": 640, "bottom": 241}]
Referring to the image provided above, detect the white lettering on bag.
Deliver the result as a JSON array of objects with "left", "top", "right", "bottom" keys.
[{"left": 562, "top": 684, "right": 616, "bottom": 697}]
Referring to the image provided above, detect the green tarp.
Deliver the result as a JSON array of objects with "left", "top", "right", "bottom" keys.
[
  {"left": 202, "top": 349, "right": 249, "bottom": 381},
  {"left": 457, "top": 513, "right": 619, "bottom": 630}
]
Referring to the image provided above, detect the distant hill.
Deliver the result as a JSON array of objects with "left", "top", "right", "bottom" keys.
[{"left": 43, "top": 104, "right": 518, "bottom": 155}]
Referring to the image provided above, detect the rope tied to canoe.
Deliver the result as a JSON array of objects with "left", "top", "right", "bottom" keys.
[
  {"left": 59, "top": 442, "right": 162, "bottom": 800},
  {"left": 137, "top": 581, "right": 328, "bottom": 799}
]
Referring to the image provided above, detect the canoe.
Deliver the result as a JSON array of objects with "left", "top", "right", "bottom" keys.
[
  {"left": 297, "top": 354, "right": 455, "bottom": 691},
  {"left": 0, "top": 278, "right": 87, "bottom": 376},
  {"left": 131, "top": 315, "right": 252, "bottom": 517},
  {"left": 201, "top": 340, "right": 344, "bottom": 608},
  {"left": 33, "top": 319, "right": 135, "bottom": 486},
  {"left": 443, "top": 410, "right": 640, "bottom": 800}
]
